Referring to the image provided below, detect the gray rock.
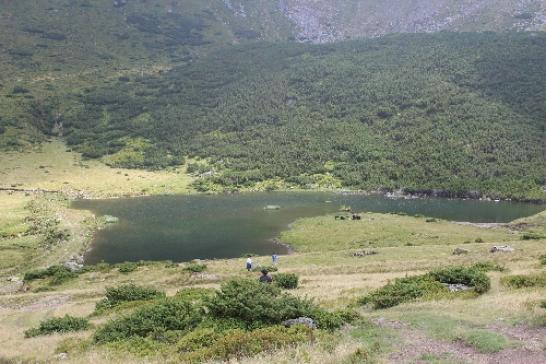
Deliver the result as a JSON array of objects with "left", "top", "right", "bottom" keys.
[
  {"left": 443, "top": 283, "right": 472, "bottom": 292},
  {"left": 353, "top": 250, "right": 378, "bottom": 257},
  {"left": 55, "top": 352, "right": 68, "bottom": 361},
  {"left": 452, "top": 247, "right": 469, "bottom": 255},
  {"left": 490, "top": 245, "right": 514, "bottom": 253},
  {"left": 282, "top": 317, "right": 317, "bottom": 329},
  {"left": 0, "top": 279, "right": 27, "bottom": 295},
  {"left": 63, "top": 255, "right": 84, "bottom": 272}
]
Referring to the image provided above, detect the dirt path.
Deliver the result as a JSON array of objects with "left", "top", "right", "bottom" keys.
[{"left": 373, "top": 318, "right": 546, "bottom": 364}]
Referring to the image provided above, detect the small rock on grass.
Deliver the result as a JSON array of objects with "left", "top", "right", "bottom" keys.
[
  {"left": 282, "top": 317, "right": 316, "bottom": 329},
  {"left": 490, "top": 245, "right": 514, "bottom": 253},
  {"left": 452, "top": 247, "right": 469, "bottom": 255}
]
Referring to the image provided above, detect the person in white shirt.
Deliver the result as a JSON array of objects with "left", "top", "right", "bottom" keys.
[{"left": 246, "top": 256, "right": 252, "bottom": 271}]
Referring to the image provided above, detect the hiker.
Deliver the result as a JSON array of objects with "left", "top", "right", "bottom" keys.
[
  {"left": 246, "top": 256, "right": 252, "bottom": 271},
  {"left": 259, "top": 269, "right": 273, "bottom": 283},
  {"left": 272, "top": 253, "right": 278, "bottom": 266}
]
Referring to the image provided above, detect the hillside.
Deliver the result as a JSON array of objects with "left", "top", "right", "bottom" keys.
[
  {"left": 0, "top": 1, "right": 545, "bottom": 199},
  {"left": 46, "top": 32, "right": 545, "bottom": 199}
]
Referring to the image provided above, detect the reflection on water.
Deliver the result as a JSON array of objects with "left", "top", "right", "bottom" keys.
[{"left": 72, "top": 192, "right": 545, "bottom": 264}]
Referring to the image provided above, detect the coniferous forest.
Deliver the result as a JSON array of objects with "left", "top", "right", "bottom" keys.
[{"left": 25, "top": 32, "right": 544, "bottom": 199}]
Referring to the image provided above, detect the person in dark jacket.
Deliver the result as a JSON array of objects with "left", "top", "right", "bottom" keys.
[{"left": 259, "top": 269, "right": 273, "bottom": 283}]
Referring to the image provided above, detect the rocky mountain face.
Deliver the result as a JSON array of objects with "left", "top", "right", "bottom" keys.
[{"left": 229, "top": 0, "right": 546, "bottom": 42}]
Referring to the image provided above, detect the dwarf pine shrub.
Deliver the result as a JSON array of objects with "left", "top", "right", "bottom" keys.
[
  {"left": 273, "top": 273, "right": 299, "bottom": 289},
  {"left": 184, "top": 263, "right": 207, "bottom": 273},
  {"left": 501, "top": 274, "right": 546, "bottom": 289},
  {"left": 95, "top": 284, "right": 165, "bottom": 311},
  {"left": 24, "top": 265, "right": 78, "bottom": 285},
  {"left": 207, "top": 278, "right": 314, "bottom": 328},
  {"left": 94, "top": 298, "right": 201, "bottom": 343},
  {"left": 361, "top": 265, "right": 491, "bottom": 309},
  {"left": 25, "top": 315, "right": 90, "bottom": 338}
]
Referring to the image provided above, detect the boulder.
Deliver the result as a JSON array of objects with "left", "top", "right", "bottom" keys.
[
  {"left": 452, "top": 247, "right": 469, "bottom": 255},
  {"left": 442, "top": 283, "right": 472, "bottom": 292},
  {"left": 282, "top": 317, "right": 316, "bottom": 329},
  {"left": 64, "top": 255, "right": 84, "bottom": 272},
  {"left": 55, "top": 353, "right": 68, "bottom": 361},
  {"left": 353, "top": 250, "right": 378, "bottom": 257},
  {"left": 0, "top": 277, "right": 27, "bottom": 294},
  {"left": 490, "top": 245, "right": 514, "bottom": 253}
]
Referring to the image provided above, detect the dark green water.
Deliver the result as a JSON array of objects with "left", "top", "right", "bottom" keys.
[{"left": 72, "top": 192, "right": 545, "bottom": 264}]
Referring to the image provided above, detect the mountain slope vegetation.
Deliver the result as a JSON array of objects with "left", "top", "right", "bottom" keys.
[
  {"left": 53, "top": 32, "right": 546, "bottom": 199},
  {"left": 0, "top": 1, "right": 545, "bottom": 199}
]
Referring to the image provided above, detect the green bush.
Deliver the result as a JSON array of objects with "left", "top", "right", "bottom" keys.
[
  {"left": 177, "top": 327, "right": 222, "bottom": 353},
  {"left": 540, "top": 255, "right": 546, "bottom": 266},
  {"left": 501, "top": 274, "right": 546, "bottom": 289},
  {"left": 206, "top": 278, "right": 314, "bottom": 328},
  {"left": 471, "top": 261, "right": 506, "bottom": 272},
  {"left": 308, "top": 309, "right": 358, "bottom": 331},
  {"left": 117, "top": 262, "right": 139, "bottom": 273},
  {"left": 429, "top": 266, "right": 491, "bottom": 294},
  {"left": 96, "top": 284, "right": 165, "bottom": 311},
  {"left": 522, "top": 233, "right": 545, "bottom": 240},
  {"left": 181, "top": 326, "right": 313, "bottom": 363},
  {"left": 361, "top": 265, "right": 491, "bottom": 309},
  {"left": 25, "top": 315, "right": 90, "bottom": 338},
  {"left": 359, "top": 275, "right": 446, "bottom": 309},
  {"left": 24, "top": 265, "right": 78, "bottom": 285},
  {"left": 273, "top": 273, "right": 299, "bottom": 289},
  {"left": 184, "top": 263, "right": 207, "bottom": 273},
  {"left": 94, "top": 298, "right": 202, "bottom": 343}
]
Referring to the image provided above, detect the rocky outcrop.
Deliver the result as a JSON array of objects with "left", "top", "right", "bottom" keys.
[{"left": 273, "top": 0, "right": 546, "bottom": 43}]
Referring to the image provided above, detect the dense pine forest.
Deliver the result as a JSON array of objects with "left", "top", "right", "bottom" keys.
[{"left": 18, "top": 32, "right": 544, "bottom": 199}]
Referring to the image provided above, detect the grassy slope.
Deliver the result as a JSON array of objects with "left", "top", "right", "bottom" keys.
[
  {"left": 0, "top": 192, "right": 96, "bottom": 277},
  {"left": 0, "top": 139, "right": 193, "bottom": 198},
  {"left": 1, "top": 206, "right": 545, "bottom": 363}
]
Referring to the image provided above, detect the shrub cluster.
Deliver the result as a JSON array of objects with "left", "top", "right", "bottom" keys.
[
  {"left": 24, "top": 265, "right": 78, "bottom": 285},
  {"left": 25, "top": 315, "right": 90, "bottom": 338},
  {"left": 117, "top": 261, "right": 140, "bottom": 273},
  {"left": 501, "top": 274, "right": 546, "bottom": 289},
  {"left": 522, "top": 233, "right": 545, "bottom": 240},
  {"left": 95, "top": 284, "right": 165, "bottom": 311},
  {"left": 184, "top": 263, "right": 207, "bottom": 273},
  {"left": 539, "top": 255, "right": 546, "bottom": 266},
  {"left": 360, "top": 275, "right": 446, "bottom": 309},
  {"left": 360, "top": 265, "right": 491, "bottom": 309},
  {"left": 94, "top": 298, "right": 201, "bottom": 343},
  {"left": 207, "top": 279, "right": 313, "bottom": 328},
  {"left": 429, "top": 266, "right": 490, "bottom": 294},
  {"left": 92, "top": 278, "right": 354, "bottom": 359},
  {"left": 273, "top": 273, "right": 299, "bottom": 289}
]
